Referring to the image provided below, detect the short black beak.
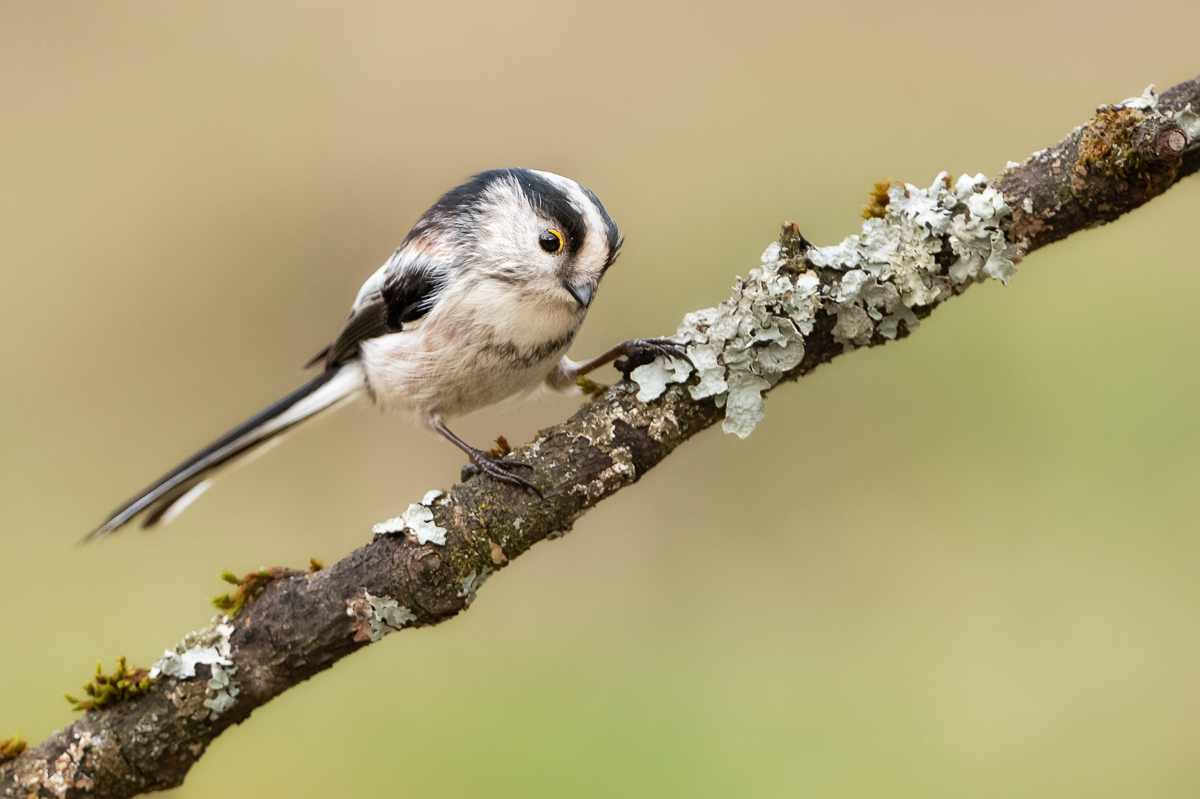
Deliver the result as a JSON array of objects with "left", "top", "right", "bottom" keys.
[{"left": 564, "top": 280, "right": 594, "bottom": 308}]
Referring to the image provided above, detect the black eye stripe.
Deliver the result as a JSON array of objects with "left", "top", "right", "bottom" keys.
[
  {"left": 580, "top": 185, "right": 622, "bottom": 268},
  {"left": 402, "top": 169, "right": 620, "bottom": 265},
  {"left": 508, "top": 170, "right": 586, "bottom": 258}
]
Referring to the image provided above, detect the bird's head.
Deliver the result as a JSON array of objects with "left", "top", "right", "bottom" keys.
[{"left": 408, "top": 167, "right": 622, "bottom": 315}]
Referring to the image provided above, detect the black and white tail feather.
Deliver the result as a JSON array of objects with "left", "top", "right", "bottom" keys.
[
  {"left": 84, "top": 167, "right": 643, "bottom": 542},
  {"left": 83, "top": 363, "right": 364, "bottom": 542}
]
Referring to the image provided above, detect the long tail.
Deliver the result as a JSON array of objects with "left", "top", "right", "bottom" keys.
[{"left": 83, "top": 362, "right": 366, "bottom": 542}]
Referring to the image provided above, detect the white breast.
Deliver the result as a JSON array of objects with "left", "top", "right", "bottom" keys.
[{"left": 359, "top": 276, "right": 583, "bottom": 427}]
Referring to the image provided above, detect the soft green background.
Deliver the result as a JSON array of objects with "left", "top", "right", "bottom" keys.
[{"left": 3, "top": 1, "right": 1200, "bottom": 796}]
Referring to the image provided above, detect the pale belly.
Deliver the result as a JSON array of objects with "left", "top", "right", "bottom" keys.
[{"left": 358, "top": 324, "right": 575, "bottom": 427}]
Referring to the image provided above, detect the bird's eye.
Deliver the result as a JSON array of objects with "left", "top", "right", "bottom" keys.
[{"left": 539, "top": 229, "right": 564, "bottom": 254}]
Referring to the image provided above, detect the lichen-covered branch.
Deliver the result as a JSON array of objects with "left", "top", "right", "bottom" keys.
[{"left": 4, "top": 75, "right": 1197, "bottom": 799}]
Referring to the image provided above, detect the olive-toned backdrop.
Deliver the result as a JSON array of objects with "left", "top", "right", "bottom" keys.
[{"left": 3, "top": 2, "right": 1199, "bottom": 796}]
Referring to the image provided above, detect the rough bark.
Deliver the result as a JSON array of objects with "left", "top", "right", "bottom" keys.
[
  {"left": 997, "top": 75, "right": 1198, "bottom": 258},
  {"left": 4, "top": 73, "right": 1198, "bottom": 799}
]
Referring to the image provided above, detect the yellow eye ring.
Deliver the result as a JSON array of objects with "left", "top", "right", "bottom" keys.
[{"left": 538, "top": 228, "right": 564, "bottom": 254}]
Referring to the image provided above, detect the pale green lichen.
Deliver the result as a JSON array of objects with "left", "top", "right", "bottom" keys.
[
  {"left": 1116, "top": 84, "right": 1162, "bottom": 111},
  {"left": 1116, "top": 84, "right": 1199, "bottom": 147},
  {"left": 1174, "top": 105, "right": 1200, "bottom": 141},
  {"left": 630, "top": 357, "right": 692, "bottom": 403},
  {"left": 818, "top": 173, "right": 1015, "bottom": 296},
  {"left": 632, "top": 244, "right": 820, "bottom": 438},
  {"left": 629, "top": 171, "right": 1015, "bottom": 438},
  {"left": 204, "top": 662, "right": 238, "bottom": 715},
  {"left": 149, "top": 614, "right": 240, "bottom": 718},
  {"left": 348, "top": 591, "right": 416, "bottom": 642},
  {"left": 150, "top": 615, "right": 234, "bottom": 680},
  {"left": 372, "top": 489, "right": 447, "bottom": 545},
  {"left": 458, "top": 566, "right": 493, "bottom": 607}
]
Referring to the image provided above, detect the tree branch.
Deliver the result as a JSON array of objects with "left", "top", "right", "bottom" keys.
[{"left": 4, "top": 74, "right": 1198, "bottom": 799}]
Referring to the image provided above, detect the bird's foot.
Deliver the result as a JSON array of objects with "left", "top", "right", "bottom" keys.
[
  {"left": 461, "top": 450, "right": 542, "bottom": 498},
  {"left": 613, "top": 338, "right": 693, "bottom": 378}
]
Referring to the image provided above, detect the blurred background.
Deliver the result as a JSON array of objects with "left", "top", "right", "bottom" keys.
[{"left": 3, "top": 1, "right": 1200, "bottom": 796}]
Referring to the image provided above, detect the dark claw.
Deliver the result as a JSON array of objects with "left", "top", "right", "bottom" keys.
[
  {"left": 462, "top": 458, "right": 533, "bottom": 478},
  {"left": 494, "top": 458, "right": 535, "bottom": 470},
  {"left": 613, "top": 338, "right": 693, "bottom": 378},
  {"left": 461, "top": 451, "right": 543, "bottom": 498}
]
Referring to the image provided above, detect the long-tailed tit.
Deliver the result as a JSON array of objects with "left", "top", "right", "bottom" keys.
[{"left": 84, "top": 168, "right": 684, "bottom": 542}]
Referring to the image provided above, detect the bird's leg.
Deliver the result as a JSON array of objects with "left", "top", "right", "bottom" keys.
[
  {"left": 574, "top": 338, "right": 693, "bottom": 379},
  {"left": 434, "top": 418, "right": 542, "bottom": 498}
]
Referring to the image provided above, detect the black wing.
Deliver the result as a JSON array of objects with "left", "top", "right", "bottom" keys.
[
  {"left": 307, "top": 262, "right": 447, "bottom": 370},
  {"left": 317, "top": 295, "right": 390, "bottom": 368}
]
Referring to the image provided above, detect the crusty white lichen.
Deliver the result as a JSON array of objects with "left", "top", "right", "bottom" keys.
[
  {"left": 570, "top": 444, "right": 636, "bottom": 502},
  {"left": 556, "top": 384, "right": 687, "bottom": 508},
  {"left": 630, "top": 171, "right": 1015, "bottom": 438},
  {"left": 372, "top": 489, "right": 447, "bottom": 545},
  {"left": 149, "top": 614, "right": 240, "bottom": 717},
  {"left": 10, "top": 730, "right": 100, "bottom": 797}
]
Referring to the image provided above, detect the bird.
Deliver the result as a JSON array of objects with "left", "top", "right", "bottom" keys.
[{"left": 83, "top": 168, "right": 685, "bottom": 542}]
